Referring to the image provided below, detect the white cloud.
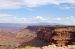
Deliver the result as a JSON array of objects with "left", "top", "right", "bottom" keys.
[
  {"left": 0, "top": 0, "right": 22, "bottom": 9},
  {"left": 0, "top": 14, "right": 13, "bottom": 17},
  {"left": 46, "top": 16, "right": 75, "bottom": 25},
  {"left": 0, "top": 14, "right": 27, "bottom": 23},
  {"left": 35, "top": 16, "right": 46, "bottom": 21},
  {"left": 23, "top": 0, "right": 75, "bottom": 8},
  {"left": 0, "top": 0, "right": 75, "bottom": 9},
  {"left": 0, "top": 14, "right": 75, "bottom": 25}
]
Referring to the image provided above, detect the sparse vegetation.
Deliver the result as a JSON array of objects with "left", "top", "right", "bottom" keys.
[{"left": 22, "top": 46, "right": 33, "bottom": 49}]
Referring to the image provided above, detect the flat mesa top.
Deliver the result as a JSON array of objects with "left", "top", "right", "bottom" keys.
[{"left": 54, "top": 28, "right": 75, "bottom": 32}]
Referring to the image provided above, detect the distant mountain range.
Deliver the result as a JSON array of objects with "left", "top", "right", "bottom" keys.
[
  {"left": 0, "top": 22, "right": 62, "bottom": 28},
  {"left": 28, "top": 22, "right": 62, "bottom": 26}
]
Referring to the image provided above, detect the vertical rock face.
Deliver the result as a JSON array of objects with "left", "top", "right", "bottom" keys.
[
  {"left": 53, "top": 28, "right": 72, "bottom": 46},
  {"left": 26, "top": 26, "right": 75, "bottom": 46}
]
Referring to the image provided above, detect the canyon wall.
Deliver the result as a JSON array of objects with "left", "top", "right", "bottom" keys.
[{"left": 26, "top": 26, "right": 75, "bottom": 46}]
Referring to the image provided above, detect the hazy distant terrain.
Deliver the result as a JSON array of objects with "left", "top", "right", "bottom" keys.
[{"left": 0, "top": 23, "right": 27, "bottom": 33}]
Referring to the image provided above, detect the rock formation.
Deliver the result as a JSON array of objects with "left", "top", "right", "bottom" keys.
[{"left": 26, "top": 26, "right": 75, "bottom": 46}]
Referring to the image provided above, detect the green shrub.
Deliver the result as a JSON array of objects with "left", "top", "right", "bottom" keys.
[{"left": 22, "top": 46, "right": 33, "bottom": 49}]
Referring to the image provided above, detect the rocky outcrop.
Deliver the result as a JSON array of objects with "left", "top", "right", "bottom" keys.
[{"left": 26, "top": 26, "right": 75, "bottom": 46}]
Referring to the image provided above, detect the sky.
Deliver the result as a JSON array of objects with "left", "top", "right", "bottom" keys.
[{"left": 0, "top": 0, "right": 75, "bottom": 25}]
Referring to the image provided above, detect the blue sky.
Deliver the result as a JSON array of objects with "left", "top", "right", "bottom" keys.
[{"left": 0, "top": 0, "right": 75, "bottom": 25}]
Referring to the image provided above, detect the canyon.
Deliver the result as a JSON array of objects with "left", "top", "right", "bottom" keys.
[{"left": 0, "top": 25, "right": 75, "bottom": 49}]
